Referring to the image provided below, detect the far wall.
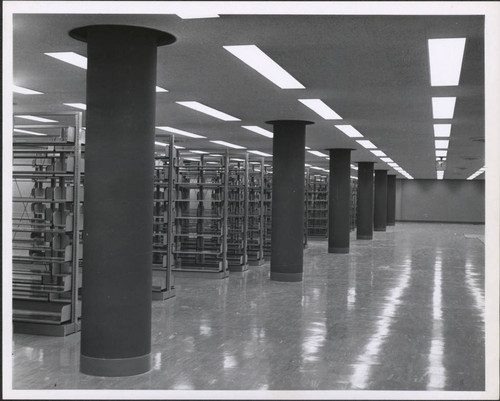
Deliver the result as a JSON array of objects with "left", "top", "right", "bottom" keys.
[{"left": 395, "top": 179, "right": 485, "bottom": 224}]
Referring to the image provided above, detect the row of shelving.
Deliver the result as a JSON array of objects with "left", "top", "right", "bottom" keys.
[{"left": 12, "top": 112, "right": 84, "bottom": 336}]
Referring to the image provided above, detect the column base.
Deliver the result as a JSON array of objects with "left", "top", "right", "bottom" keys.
[
  {"left": 374, "top": 227, "right": 387, "bottom": 232},
  {"left": 80, "top": 353, "right": 151, "bottom": 377},
  {"left": 328, "top": 247, "right": 349, "bottom": 253},
  {"left": 356, "top": 235, "right": 373, "bottom": 240},
  {"left": 270, "top": 271, "right": 303, "bottom": 282}
]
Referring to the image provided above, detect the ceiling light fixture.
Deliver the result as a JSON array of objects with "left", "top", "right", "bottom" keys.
[
  {"left": 16, "top": 115, "right": 58, "bottom": 123},
  {"left": 156, "top": 86, "right": 169, "bottom": 92},
  {"left": 433, "top": 124, "right": 452, "bottom": 138},
  {"left": 380, "top": 157, "right": 394, "bottom": 163},
  {"left": 45, "top": 52, "right": 87, "bottom": 68},
  {"left": 223, "top": 45, "right": 305, "bottom": 89},
  {"left": 370, "top": 150, "right": 387, "bottom": 157},
  {"left": 467, "top": 166, "right": 485, "bottom": 180},
  {"left": 356, "top": 140, "right": 377, "bottom": 149},
  {"left": 190, "top": 150, "right": 209, "bottom": 154},
  {"left": 435, "top": 140, "right": 450, "bottom": 149},
  {"left": 437, "top": 171, "right": 444, "bottom": 180},
  {"left": 156, "top": 126, "right": 206, "bottom": 138},
  {"left": 432, "top": 97, "right": 457, "bottom": 119},
  {"left": 13, "top": 85, "right": 43, "bottom": 95},
  {"left": 298, "top": 99, "right": 342, "bottom": 120},
  {"left": 307, "top": 150, "right": 328, "bottom": 158},
  {"left": 428, "top": 38, "right": 466, "bottom": 86},
  {"left": 13, "top": 128, "right": 47, "bottom": 136},
  {"left": 63, "top": 103, "right": 86, "bottom": 110},
  {"left": 335, "top": 125, "right": 364, "bottom": 138},
  {"left": 155, "top": 141, "right": 167, "bottom": 146},
  {"left": 176, "top": 101, "right": 240, "bottom": 121},
  {"left": 210, "top": 140, "right": 246, "bottom": 149},
  {"left": 242, "top": 126, "right": 273, "bottom": 138},
  {"left": 435, "top": 150, "right": 448, "bottom": 157},
  {"left": 248, "top": 150, "right": 272, "bottom": 157},
  {"left": 177, "top": 13, "right": 220, "bottom": 19}
]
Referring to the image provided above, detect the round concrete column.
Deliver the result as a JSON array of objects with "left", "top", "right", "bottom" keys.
[
  {"left": 386, "top": 174, "right": 396, "bottom": 226},
  {"left": 328, "top": 149, "right": 353, "bottom": 253},
  {"left": 70, "top": 25, "right": 175, "bottom": 377},
  {"left": 356, "top": 162, "right": 375, "bottom": 240},
  {"left": 266, "top": 120, "right": 313, "bottom": 282},
  {"left": 374, "top": 169, "right": 388, "bottom": 232}
]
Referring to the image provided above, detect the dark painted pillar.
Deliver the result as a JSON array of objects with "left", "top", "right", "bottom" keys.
[
  {"left": 70, "top": 25, "right": 175, "bottom": 377},
  {"left": 267, "top": 120, "right": 313, "bottom": 282},
  {"left": 356, "top": 162, "right": 374, "bottom": 240},
  {"left": 374, "top": 169, "right": 388, "bottom": 232},
  {"left": 386, "top": 175, "right": 396, "bottom": 226},
  {"left": 328, "top": 149, "right": 352, "bottom": 253}
]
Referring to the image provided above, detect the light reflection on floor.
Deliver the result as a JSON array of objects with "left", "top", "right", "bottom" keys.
[{"left": 9, "top": 223, "right": 485, "bottom": 393}]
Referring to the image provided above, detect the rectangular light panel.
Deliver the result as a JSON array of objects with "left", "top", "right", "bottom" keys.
[
  {"left": 13, "top": 85, "right": 43, "bottom": 95},
  {"left": 177, "top": 13, "right": 220, "bottom": 19},
  {"left": 388, "top": 162, "right": 399, "bottom": 167},
  {"left": 428, "top": 38, "right": 466, "bottom": 86},
  {"left": 14, "top": 128, "right": 47, "bottom": 136},
  {"left": 298, "top": 99, "right": 342, "bottom": 120},
  {"left": 370, "top": 150, "right": 387, "bottom": 157},
  {"left": 248, "top": 150, "right": 272, "bottom": 157},
  {"left": 335, "top": 125, "right": 363, "bottom": 138},
  {"left": 176, "top": 101, "right": 240, "bottom": 121},
  {"left": 435, "top": 140, "right": 449, "bottom": 149},
  {"left": 156, "top": 126, "right": 206, "bottom": 138},
  {"left": 16, "top": 115, "right": 58, "bottom": 123},
  {"left": 433, "top": 124, "right": 452, "bottom": 138},
  {"left": 242, "top": 126, "right": 273, "bottom": 138},
  {"left": 64, "top": 103, "right": 86, "bottom": 110},
  {"left": 435, "top": 150, "right": 448, "bottom": 157},
  {"left": 210, "top": 140, "right": 246, "bottom": 149},
  {"left": 155, "top": 141, "right": 167, "bottom": 146},
  {"left": 223, "top": 45, "right": 304, "bottom": 89},
  {"left": 307, "top": 150, "right": 328, "bottom": 158},
  {"left": 45, "top": 52, "right": 87, "bottom": 69},
  {"left": 380, "top": 157, "right": 394, "bottom": 163},
  {"left": 356, "top": 140, "right": 377, "bottom": 149},
  {"left": 437, "top": 171, "right": 444, "bottom": 180},
  {"left": 432, "top": 97, "right": 456, "bottom": 119},
  {"left": 156, "top": 86, "right": 168, "bottom": 92},
  {"left": 190, "top": 150, "right": 209, "bottom": 154}
]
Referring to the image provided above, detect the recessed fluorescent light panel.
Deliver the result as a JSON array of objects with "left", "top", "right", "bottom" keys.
[
  {"left": 435, "top": 150, "right": 448, "bottom": 157},
  {"left": 298, "top": 99, "right": 342, "bottom": 120},
  {"left": 242, "top": 126, "right": 273, "bottom": 138},
  {"left": 432, "top": 97, "right": 456, "bottom": 119},
  {"left": 433, "top": 124, "right": 452, "bottom": 138},
  {"left": 16, "top": 115, "right": 58, "bottom": 123},
  {"left": 467, "top": 166, "right": 485, "bottom": 180},
  {"left": 45, "top": 52, "right": 87, "bottom": 69},
  {"left": 380, "top": 157, "right": 394, "bottom": 163},
  {"left": 335, "top": 125, "right": 363, "bottom": 138},
  {"left": 176, "top": 101, "right": 240, "bottom": 121},
  {"left": 223, "top": 45, "right": 304, "bottom": 89},
  {"left": 155, "top": 141, "right": 167, "bottom": 146},
  {"left": 13, "top": 85, "right": 43, "bottom": 95},
  {"left": 428, "top": 38, "right": 466, "bottom": 86},
  {"left": 177, "top": 12, "right": 220, "bottom": 19},
  {"left": 307, "top": 150, "right": 328, "bottom": 158},
  {"left": 437, "top": 171, "right": 444, "bottom": 180},
  {"left": 435, "top": 140, "right": 449, "bottom": 149},
  {"left": 156, "top": 86, "right": 168, "bottom": 92},
  {"left": 388, "top": 162, "right": 399, "bottom": 167},
  {"left": 370, "top": 150, "right": 387, "bottom": 157},
  {"left": 156, "top": 126, "right": 206, "bottom": 139},
  {"left": 356, "top": 140, "right": 377, "bottom": 149},
  {"left": 14, "top": 128, "right": 47, "bottom": 136},
  {"left": 190, "top": 150, "right": 209, "bottom": 154},
  {"left": 64, "top": 103, "right": 86, "bottom": 110},
  {"left": 210, "top": 140, "right": 246, "bottom": 149},
  {"left": 248, "top": 150, "right": 272, "bottom": 157}
]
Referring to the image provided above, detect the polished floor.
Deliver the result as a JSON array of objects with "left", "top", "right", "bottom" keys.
[{"left": 10, "top": 223, "right": 486, "bottom": 394}]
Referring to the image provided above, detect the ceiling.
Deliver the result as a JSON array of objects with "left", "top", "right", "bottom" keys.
[{"left": 11, "top": 12, "right": 485, "bottom": 179}]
